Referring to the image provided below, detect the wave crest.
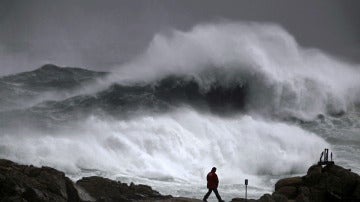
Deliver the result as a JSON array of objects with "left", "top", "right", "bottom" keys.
[{"left": 113, "top": 22, "right": 360, "bottom": 120}]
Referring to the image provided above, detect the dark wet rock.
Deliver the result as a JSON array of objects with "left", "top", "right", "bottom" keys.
[
  {"left": 258, "top": 194, "right": 275, "bottom": 202},
  {"left": 237, "top": 163, "right": 360, "bottom": 202},
  {"left": 353, "top": 180, "right": 360, "bottom": 199},
  {"left": 275, "top": 177, "right": 303, "bottom": 191},
  {"left": 274, "top": 186, "right": 297, "bottom": 199},
  {"left": 295, "top": 193, "right": 310, "bottom": 202},
  {"left": 306, "top": 165, "right": 322, "bottom": 175},
  {"left": 0, "top": 159, "right": 172, "bottom": 202},
  {"left": 1, "top": 159, "right": 359, "bottom": 202},
  {"left": 0, "top": 159, "right": 80, "bottom": 202},
  {"left": 271, "top": 193, "right": 288, "bottom": 202},
  {"left": 76, "top": 176, "right": 171, "bottom": 202}
]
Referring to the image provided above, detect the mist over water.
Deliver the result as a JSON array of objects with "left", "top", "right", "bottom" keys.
[{"left": 1, "top": 22, "right": 360, "bottom": 200}]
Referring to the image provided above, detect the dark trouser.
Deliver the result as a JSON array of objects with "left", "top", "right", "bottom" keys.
[{"left": 203, "top": 188, "right": 222, "bottom": 201}]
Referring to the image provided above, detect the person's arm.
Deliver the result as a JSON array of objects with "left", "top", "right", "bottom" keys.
[{"left": 215, "top": 174, "right": 219, "bottom": 187}]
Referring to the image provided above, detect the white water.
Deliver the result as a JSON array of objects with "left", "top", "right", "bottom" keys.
[
  {"left": 112, "top": 22, "right": 360, "bottom": 120},
  {"left": 0, "top": 108, "right": 328, "bottom": 200}
]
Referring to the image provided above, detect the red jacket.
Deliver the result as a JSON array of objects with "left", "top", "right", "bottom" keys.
[{"left": 207, "top": 171, "right": 219, "bottom": 189}]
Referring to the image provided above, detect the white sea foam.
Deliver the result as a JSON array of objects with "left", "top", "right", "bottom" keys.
[{"left": 0, "top": 108, "right": 328, "bottom": 194}]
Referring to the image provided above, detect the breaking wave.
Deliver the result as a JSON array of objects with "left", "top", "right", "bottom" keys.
[
  {"left": 113, "top": 22, "right": 360, "bottom": 120},
  {"left": 1, "top": 21, "right": 360, "bottom": 199}
]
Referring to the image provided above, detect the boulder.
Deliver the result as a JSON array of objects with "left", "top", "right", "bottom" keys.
[
  {"left": 76, "top": 176, "right": 171, "bottom": 202},
  {"left": 275, "top": 177, "right": 303, "bottom": 191},
  {"left": 324, "top": 164, "right": 358, "bottom": 196},
  {"left": 232, "top": 163, "right": 360, "bottom": 202},
  {"left": 258, "top": 193, "right": 275, "bottom": 202},
  {"left": 294, "top": 164, "right": 360, "bottom": 201},
  {"left": 307, "top": 165, "right": 322, "bottom": 175}
]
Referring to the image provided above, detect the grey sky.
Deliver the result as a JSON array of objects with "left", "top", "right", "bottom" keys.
[{"left": 0, "top": 0, "right": 359, "bottom": 75}]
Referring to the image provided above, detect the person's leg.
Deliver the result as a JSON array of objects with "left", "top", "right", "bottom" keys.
[
  {"left": 203, "top": 189, "right": 212, "bottom": 201},
  {"left": 213, "top": 188, "right": 223, "bottom": 202}
]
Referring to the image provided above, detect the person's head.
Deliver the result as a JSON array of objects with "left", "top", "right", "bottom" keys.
[{"left": 211, "top": 167, "right": 216, "bottom": 172}]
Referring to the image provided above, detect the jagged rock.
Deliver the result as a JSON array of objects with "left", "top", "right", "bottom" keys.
[
  {"left": 233, "top": 163, "right": 360, "bottom": 202},
  {"left": 1, "top": 159, "right": 359, "bottom": 202},
  {"left": 0, "top": 159, "right": 173, "bottom": 202},
  {"left": 76, "top": 176, "right": 171, "bottom": 202},
  {"left": 0, "top": 159, "right": 80, "bottom": 202},
  {"left": 274, "top": 176, "right": 304, "bottom": 200},
  {"left": 278, "top": 163, "right": 360, "bottom": 202}
]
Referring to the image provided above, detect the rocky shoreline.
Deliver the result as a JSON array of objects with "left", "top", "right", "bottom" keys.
[
  {"left": 0, "top": 159, "right": 359, "bottom": 202},
  {"left": 232, "top": 163, "right": 360, "bottom": 202}
]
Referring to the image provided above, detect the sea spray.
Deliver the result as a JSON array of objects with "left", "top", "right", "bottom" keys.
[
  {"left": 0, "top": 108, "right": 328, "bottom": 188},
  {"left": 1, "top": 21, "right": 359, "bottom": 200},
  {"left": 112, "top": 22, "right": 360, "bottom": 120}
]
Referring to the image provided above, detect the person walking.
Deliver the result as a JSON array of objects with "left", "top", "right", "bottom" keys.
[{"left": 203, "top": 167, "right": 224, "bottom": 202}]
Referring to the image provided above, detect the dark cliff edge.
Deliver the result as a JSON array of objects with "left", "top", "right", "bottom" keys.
[{"left": 1, "top": 159, "right": 359, "bottom": 202}]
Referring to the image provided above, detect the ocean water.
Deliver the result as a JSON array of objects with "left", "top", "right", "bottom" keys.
[{"left": 0, "top": 22, "right": 359, "bottom": 201}]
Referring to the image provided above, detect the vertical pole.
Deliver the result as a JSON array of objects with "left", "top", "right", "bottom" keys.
[
  {"left": 245, "top": 179, "right": 248, "bottom": 201},
  {"left": 325, "top": 148, "right": 328, "bottom": 162}
]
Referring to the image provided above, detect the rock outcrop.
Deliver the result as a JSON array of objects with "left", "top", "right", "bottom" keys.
[
  {"left": 232, "top": 163, "right": 360, "bottom": 202},
  {"left": 0, "top": 159, "right": 79, "bottom": 202},
  {"left": 0, "top": 159, "right": 171, "bottom": 202},
  {"left": 76, "top": 176, "right": 171, "bottom": 202},
  {"left": 1, "top": 159, "right": 359, "bottom": 202}
]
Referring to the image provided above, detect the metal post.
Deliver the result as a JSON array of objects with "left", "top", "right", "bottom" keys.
[
  {"left": 325, "top": 148, "right": 329, "bottom": 162},
  {"left": 245, "top": 179, "right": 248, "bottom": 201}
]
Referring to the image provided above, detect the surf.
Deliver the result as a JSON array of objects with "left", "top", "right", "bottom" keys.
[{"left": 0, "top": 21, "right": 359, "bottom": 199}]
